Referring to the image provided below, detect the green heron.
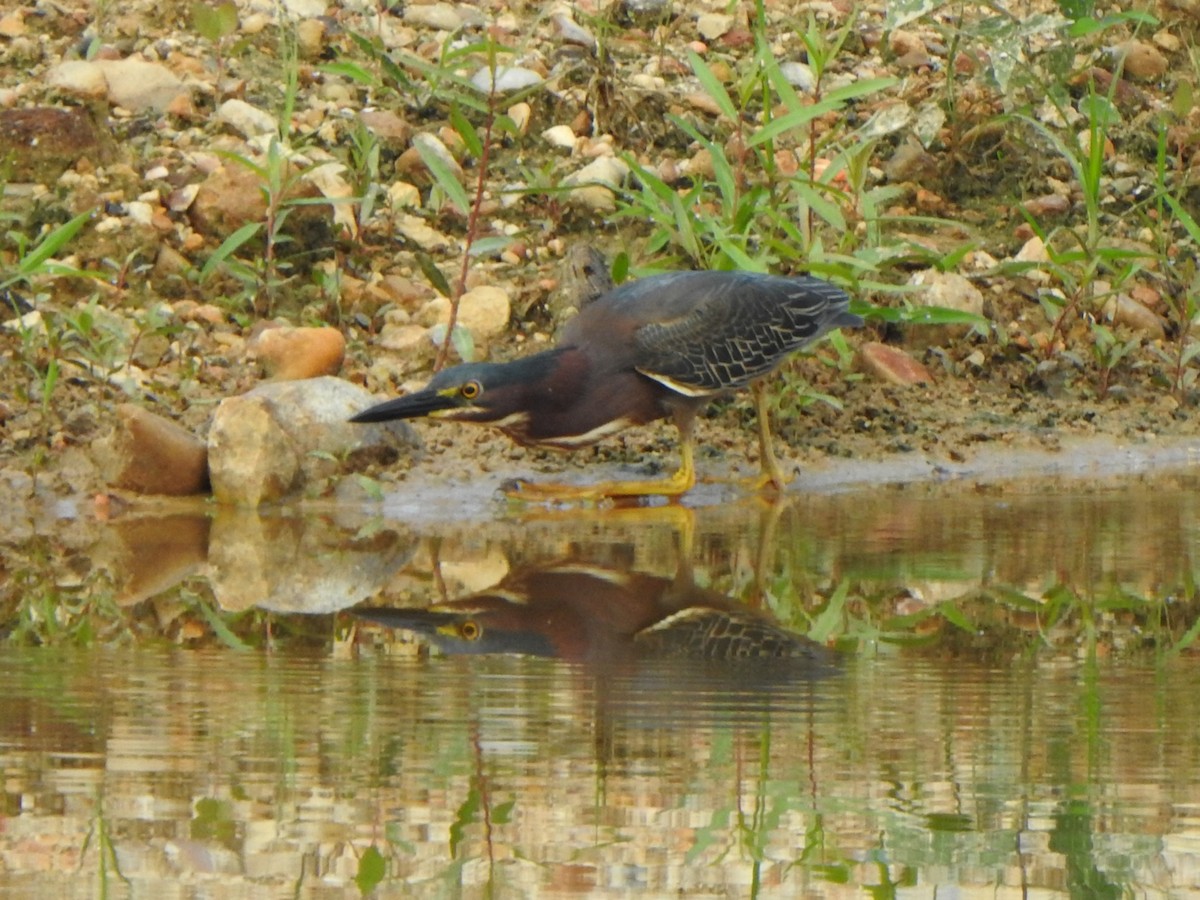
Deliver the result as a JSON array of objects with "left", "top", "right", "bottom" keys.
[{"left": 351, "top": 270, "right": 860, "bottom": 500}]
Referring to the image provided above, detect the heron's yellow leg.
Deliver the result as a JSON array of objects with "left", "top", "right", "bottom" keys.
[
  {"left": 732, "top": 381, "right": 791, "bottom": 493},
  {"left": 503, "top": 421, "right": 697, "bottom": 502}
]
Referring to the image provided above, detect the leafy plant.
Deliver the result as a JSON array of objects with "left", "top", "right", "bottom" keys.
[{"left": 190, "top": 1, "right": 239, "bottom": 105}]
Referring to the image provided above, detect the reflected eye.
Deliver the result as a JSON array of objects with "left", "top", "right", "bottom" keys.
[
  {"left": 460, "top": 381, "right": 482, "bottom": 400},
  {"left": 458, "top": 620, "right": 482, "bottom": 641}
]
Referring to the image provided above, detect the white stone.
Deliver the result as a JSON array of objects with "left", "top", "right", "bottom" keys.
[
  {"left": 471, "top": 66, "right": 543, "bottom": 93},
  {"left": 403, "top": 2, "right": 464, "bottom": 31},
  {"left": 542, "top": 124, "right": 577, "bottom": 150},
  {"left": 96, "top": 59, "right": 188, "bottom": 112},
  {"left": 909, "top": 269, "right": 984, "bottom": 317},
  {"left": 562, "top": 156, "right": 630, "bottom": 189},
  {"left": 387, "top": 180, "right": 421, "bottom": 209},
  {"left": 216, "top": 98, "right": 277, "bottom": 137},
  {"left": 46, "top": 60, "right": 108, "bottom": 99},
  {"left": 696, "top": 13, "right": 733, "bottom": 41}
]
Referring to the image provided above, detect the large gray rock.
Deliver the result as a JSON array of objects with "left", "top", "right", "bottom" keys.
[{"left": 207, "top": 377, "right": 417, "bottom": 506}]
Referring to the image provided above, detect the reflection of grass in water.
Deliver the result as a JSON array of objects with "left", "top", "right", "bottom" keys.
[{"left": 759, "top": 571, "right": 1200, "bottom": 660}]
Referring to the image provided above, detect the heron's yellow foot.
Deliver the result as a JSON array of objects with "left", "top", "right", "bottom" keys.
[{"left": 502, "top": 464, "right": 696, "bottom": 502}]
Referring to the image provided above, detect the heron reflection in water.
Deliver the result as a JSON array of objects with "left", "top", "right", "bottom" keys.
[{"left": 354, "top": 560, "right": 838, "bottom": 681}]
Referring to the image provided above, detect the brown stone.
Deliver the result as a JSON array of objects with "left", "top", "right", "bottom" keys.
[
  {"left": 248, "top": 325, "right": 346, "bottom": 380},
  {"left": 858, "top": 342, "right": 933, "bottom": 386},
  {"left": 0, "top": 107, "right": 106, "bottom": 182},
  {"left": 99, "top": 404, "right": 210, "bottom": 496}
]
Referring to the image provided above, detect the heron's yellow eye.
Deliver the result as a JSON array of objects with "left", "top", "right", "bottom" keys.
[
  {"left": 460, "top": 381, "right": 482, "bottom": 400},
  {"left": 458, "top": 620, "right": 482, "bottom": 641}
]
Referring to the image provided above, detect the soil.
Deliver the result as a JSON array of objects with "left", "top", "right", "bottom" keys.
[{"left": 1, "top": 0, "right": 1198, "bottom": 515}]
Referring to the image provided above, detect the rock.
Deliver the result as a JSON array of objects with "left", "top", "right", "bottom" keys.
[
  {"left": 507, "top": 101, "right": 532, "bottom": 135},
  {"left": 563, "top": 155, "right": 630, "bottom": 190},
  {"left": 1021, "top": 193, "right": 1071, "bottom": 218},
  {"left": 471, "top": 66, "right": 543, "bottom": 93},
  {"left": 394, "top": 212, "right": 451, "bottom": 251},
  {"left": 403, "top": 2, "right": 465, "bottom": 31},
  {"left": 410, "top": 131, "right": 463, "bottom": 181},
  {"left": 359, "top": 109, "right": 411, "bottom": 147},
  {"left": 780, "top": 61, "right": 815, "bottom": 92},
  {"left": 1103, "top": 294, "right": 1166, "bottom": 338},
  {"left": 1112, "top": 40, "right": 1168, "bottom": 81},
  {"left": 248, "top": 325, "right": 346, "bottom": 380},
  {"left": 1013, "top": 235, "right": 1051, "bottom": 283},
  {"left": 379, "top": 322, "right": 432, "bottom": 356},
  {"left": 101, "top": 58, "right": 188, "bottom": 112},
  {"left": 207, "top": 377, "right": 417, "bottom": 506},
  {"left": 280, "top": 0, "right": 326, "bottom": 16},
  {"left": 294, "top": 18, "right": 326, "bottom": 58},
  {"left": 420, "top": 285, "right": 511, "bottom": 342},
  {"left": 46, "top": 60, "right": 109, "bottom": 99},
  {"left": 552, "top": 12, "right": 596, "bottom": 50},
  {"left": 207, "top": 508, "right": 412, "bottom": 612},
  {"left": 0, "top": 106, "right": 105, "bottom": 182},
  {"left": 386, "top": 180, "right": 421, "bottom": 209},
  {"left": 98, "top": 404, "right": 210, "bottom": 496},
  {"left": 696, "top": 13, "right": 733, "bottom": 41},
  {"left": 0, "top": 9, "right": 25, "bottom": 37},
  {"left": 858, "top": 342, "right": 933, "bottom": 386},
  {"left": 910, "top": 269, "right": 985, "bottom": 317},
  {"left": 542, "top": 124, "right": 578, "bottom": 150},
  {"left": 215, "top": 98, "right": 277, "bottom": 138},
  {"left": 888, "top": 29, "right": 925, "bottom": 57},
  {"left": 189, "top": 163, "right": 267, "bottom": 234}
]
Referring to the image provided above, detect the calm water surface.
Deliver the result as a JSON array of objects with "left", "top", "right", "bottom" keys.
[{"left": 3, "top": 476, "right": 1200, "bottom": 897}]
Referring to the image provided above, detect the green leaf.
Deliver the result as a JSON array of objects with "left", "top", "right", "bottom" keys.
[
  {"left": 199, "top": 221, "right": 263, "bottom": 282},
  {"left": 414, "top": 251, "right": 452, "bottom": 297},
  {"left": 746, "top": 78, "right": 895, "bottom": 148},
  {"left": 415, "top": 140, "right": 471, "bottom": 213},
  {"left": 808, "top": 581, "right": 848, "bottom": 643},
  {"left": 450, "top": 324, "right": 475, "bottom": 362},
  {"left": 355, "top": 846, "right": 387, "bottom": 895},
  {"left": 319, "top": 61, "right": 376, "bottom": 86},
  {"left": 1165, "top": 195, "right": 1200, "bottom": 245},
  {"left": 449, "top": 788, "right": 480, "bottom": 858},
  {"left": 192, "top": 598, "right": 251, "bottom": 651},
  {"left": 191, "top": 1, "right": 238, "bottom": 42},
  {"left": 354, "top": 475, "right": 385, "bottom": 501},
  {"left": 466, "top": 235, "right": 514, "bottom": 257},
  {"left": 611, "top": 251, "right": 630, "bottom": 284},
  {"left": 687, "top": 50, "right": 738, "bottom": 120},
  {"left": 18, "top": 210, "right": 94, "bottom": 276},
  {"left": 449, "top": 105, "right": 482, "bottom": 158},
  {"left": 491, "top": 800, "right": 515, "bottom": 824}
]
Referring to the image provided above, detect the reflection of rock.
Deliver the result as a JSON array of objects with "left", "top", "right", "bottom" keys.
[
  {"left": 208, "top": 509, "right": 414, "bottom": 612},
  {"left": 207, "top": 377, "right": 417, "bottom": 506},
  {"left": 93, "top": 512, "right": 211, "bottom": 605}
]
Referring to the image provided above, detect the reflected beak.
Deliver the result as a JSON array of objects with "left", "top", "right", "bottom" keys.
[
  {"left": 353, "top": 607, "right": 460, "bottom": 635},
  {"left": 349, "top": 388, "right": 456, "bottom": 423}
]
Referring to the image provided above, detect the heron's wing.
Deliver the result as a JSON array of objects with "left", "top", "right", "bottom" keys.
[{"left": 630, "top": 274, "right": 855, "bottom": 395}]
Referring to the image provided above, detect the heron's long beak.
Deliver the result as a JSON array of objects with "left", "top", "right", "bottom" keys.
[{"left": 349, "top": 388, "right": 455, "bottom": 423}]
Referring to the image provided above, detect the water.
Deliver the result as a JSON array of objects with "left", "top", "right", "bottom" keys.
[{"left": 3, "top": 475, "right": 1200, "bottom": 897}]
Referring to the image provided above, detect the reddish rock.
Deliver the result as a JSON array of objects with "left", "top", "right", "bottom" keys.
[
  {"left": 858, "top": 342, "right": 933, "bottom": 386},
  {"left": 248, "top": 325, "right": 346, "bottom": 380},
  {"left": 0, "top": 107, "right": 106, "bottom": 182},
  {"left": 99, "top": 404, "right": 210, "bottom": 496}
]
